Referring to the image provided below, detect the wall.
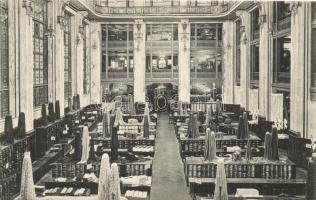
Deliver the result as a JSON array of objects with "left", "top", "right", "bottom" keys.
[
  {"left": 222, "top": 2, "right": 316, "bottom": 139},
  {"left": 0, "top": 0, "right": 101, "bottom": 134}
]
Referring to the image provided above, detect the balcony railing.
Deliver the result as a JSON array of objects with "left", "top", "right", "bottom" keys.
[
  {"left": 95, "top": 5, "right": 231, "bottom": 15},
  {"left": 274, "top": 17, "right": 291, "bottom": 33}
]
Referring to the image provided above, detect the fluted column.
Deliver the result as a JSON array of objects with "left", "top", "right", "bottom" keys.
[
  {"left": 133, "top": 19, "right": 146, "bottom": 103},
  {"left": 19, "top": 0, "right": 34, "bottom": 132},
  {"left": 222, "top": 20, "right": 235, "bottom": 104},
  {"left": 258, "top": 2, "right": 272, "bottom": 119},
  {"left": 90, "top": 23, "right": 102, "bottom": 104},
  {"left": 178, "top": 19, "right": 191, "bottom": 103},
  {"left": 290, "top": 2, "right": 308, "bottom": 136},
  {"left": 236, "top": 11, "right": 250, "bottom": 109}
]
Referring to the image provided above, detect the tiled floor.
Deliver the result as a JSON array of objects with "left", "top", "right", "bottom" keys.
[{"left": 150, "top": 113, "right": 192, "bottom": 200}]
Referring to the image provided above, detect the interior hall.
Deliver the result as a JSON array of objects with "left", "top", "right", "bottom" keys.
[{"left": 0, "top": 0, "right": 315, "bottom": 200}]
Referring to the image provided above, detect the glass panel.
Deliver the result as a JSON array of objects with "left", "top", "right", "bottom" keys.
[
  {"left": 236, "top": 20, "right": 241, "bottom": 46},
  {"left": 108, "top": 24, "right": 128, "bottom": 41},
  {"left": 173, "top": 54, "right": 178, "bottom": 72},
  {"left": 147, "top": 24, "right": 172, "bottom": 41},
  {"left": 0, "top": 1, "right": 8, "bottom": 118},
  {"left": 108, "top": 50, "right": 128, "bottom": 72},
  {"left": 236, "top": 47, "right": 241, "bottom": 82},
  {"left": 146, "top": 55, "right": 151, "bottom": 72},
  {"left": 190, "top": 24, "right": 196, "bottom": 41},
  {"left": 191, "top": 50, "right": 217, "bottom": 72},
  {"left": 217, "top": 51, "right": 222, "bottom": 73},
  {"left": 251, "top": 43, "right": 260, "bottom": 81},
  {"left": 312, "top": 28, "right": 316, "bottom": 88},
  {"left": 196, "top": 24, "right": 216, "bottom": 41},
  {"left": 251, "top": 8, "right": 260, "bottom": 40},
  {"left": 33, "top": 0, "right": 48, "bottom": 107},
  {"left": 173, "top": 24, "right": 178, "bottom": 40},
  {"left": 190, "top": 56, "right": 196, "bottom": 72},
  {"left": 64, "top": 13, "right": 72, "bottom": 104},
  {"left": 273, "top": 36, "right": 291, "bottom": 84},
  {"left": 276, "top": 1, "right": 291, "bottom": 21}
]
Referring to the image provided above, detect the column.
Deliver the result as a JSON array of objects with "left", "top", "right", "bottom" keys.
[
  {"left": 222, "top": 20, "right": 235, "bottom": 104},
  {"left": 178, "top": 19, "right": 190, "bottom": 103},
  {"left": 54, "top": 0, "right": 65, "bottom": 116},
  {"left": 19, "top": 0, "right": 34, "bottom": 132},
  {"left": 90, "top": 23, "right": 102, "bottom": 104},
  {"left": 236, "top": 11, "right": 250, "bottom": 109},
  {"left": 290, "top": 2, "right": 308, "bottom": 136},
  {"left": 133, "top": 19, "right": 146, "bottom": 103},
  {"left": 8, "top": 0, "right": 18, "bottom": 118},
  {"left": 258, "top": 2, "right": 272, "bottom": 119}
]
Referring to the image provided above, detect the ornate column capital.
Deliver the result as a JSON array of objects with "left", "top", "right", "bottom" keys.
[
  {"left": 134, "top": 19, "right": 144, "bottom": 52},
  {"left": 22, "top": 0, "right": 34, "bottom": 16},
  {"left": 289, "top": 2, "right": 301, "bottom": 16}
]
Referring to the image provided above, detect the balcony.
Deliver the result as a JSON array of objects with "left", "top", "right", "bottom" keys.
[{"left": 95, "top": 5, "right": 231, "bottom": 16}]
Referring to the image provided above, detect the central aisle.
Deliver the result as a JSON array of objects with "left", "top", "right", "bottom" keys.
[{"left": 150, "top": 113, "right": 192, "bottom": 200}]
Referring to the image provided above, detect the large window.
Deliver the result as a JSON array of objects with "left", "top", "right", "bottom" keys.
[
  {"left": 146, "top": 24, "right": 178, "bottom": 78},
  {"left": 235, "top": 19, "right": 241, "bottom": 84},
  {"left": 33, "top": 0, "right": 48, "bottom": 108},
  {"left": 64, "top": 13, "right": 72, "bottom": 106},
  {"left": 101, "top": 24, "right": 133, "bottom": 79},
  {"left": 190, "top": 23, "right": 222, "bottom": 78},
  {"left": 250, "top": 8, "right": 260, "bottom": 84},
  {"left": 0, "top": 0, "right": 8, "bottom": 118}
]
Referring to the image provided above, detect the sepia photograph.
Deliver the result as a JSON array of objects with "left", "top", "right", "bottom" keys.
[{"left": 0, "top": 0, "right": 315, "bottom": 199}]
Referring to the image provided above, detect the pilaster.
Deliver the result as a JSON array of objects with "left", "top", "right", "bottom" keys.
[
  {"left": 90, "top": 23, "right": 102, "bottom": 104},
  {"left": 133, "top": 19, "right": 146, "bottom": 103},
  {"left": 222, "top": 20, "right": 235, "bottom": 104},
  {"left": 19, "top": 0, "right": 34, "bottom": 132},
  {"left": 178, "top": 19, "right": 190, "bottom": 103},
  {"left": 258, "top": 2, "right": 272, "bottom": 119},
  {"left": 290, "top": 2, "right": 308, "bottom": 136}
]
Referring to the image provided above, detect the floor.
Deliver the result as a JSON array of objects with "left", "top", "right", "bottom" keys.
[{"left": 150, "top": 113, "right": 192, "bottom": 200}]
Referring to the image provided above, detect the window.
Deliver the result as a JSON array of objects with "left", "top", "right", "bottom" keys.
[
  {"left": 251, "top": 8, "right": 260, "bottom": 41},
  {"left": 33, "top": 0, "right": 48, "bottom": 108},
  {"left": 190, "top": 23, "right": 222, "bottom": 78},
  {"left": 250, "top": 44, "right": 259, "bottom": 82},
  {"left": 83, "top": 23, "right": 89, "bottom": 94},
  {"left": 0, "top": 0, "right": 8, "bottom": 118},
  {"left": 64, "top": 13, "right": 72, "bottom": 105},
  {"left": 101, "top": 24, "right": 133, "bottom": 79},
  {"left": 250, "top": 8, "right": 260, "bottom": 84},
  {"left": 273, "top": 1, "right": 291, "bottom": 32},
  {"left": 273, "top": 36, "right": 291, "bottom": 84},
  {"left": 235, "top": 19, "right": 241, "bottom": 84},
  {"left": 145, "top": 24, "right": 178, "bottom": 77},
  {"left": 146, "top": 24, "right": 173, "bottom": 41}
]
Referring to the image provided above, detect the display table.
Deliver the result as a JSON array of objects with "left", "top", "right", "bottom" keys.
[
  {"left": 184, "top": 157, "right": 296, "bottom": 182},
  {"left": 179, "top": 135, "right": 263, "bottom": 158}
]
